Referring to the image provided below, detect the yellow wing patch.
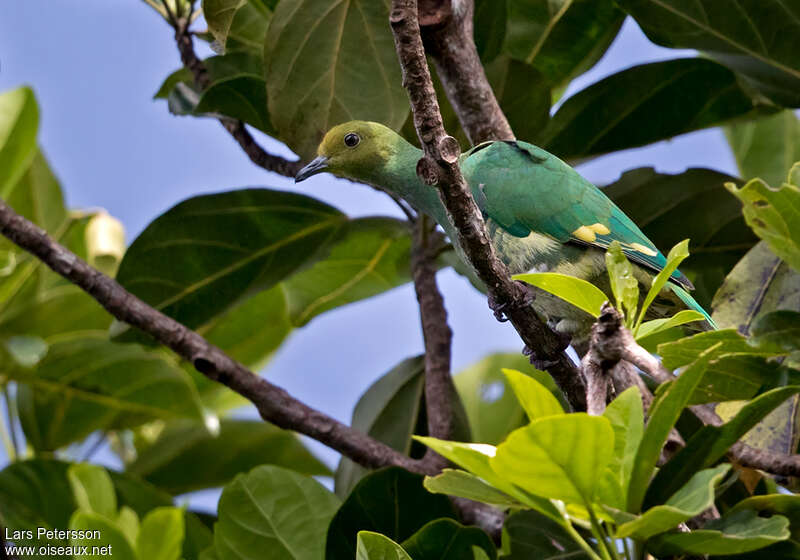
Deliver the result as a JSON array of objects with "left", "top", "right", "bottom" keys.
[
  {"left": 572, "top": 223, "right": 611, "bottom": 243},
  {"left": 628, "top": 242, "right": 658, "bottom": 256}
]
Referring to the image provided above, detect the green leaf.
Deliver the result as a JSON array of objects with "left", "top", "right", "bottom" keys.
[
  {"left": 505, "top": 0, "right": 624, "bottom": 86},
  {"left": 729, "top": 494, "right": 800, "bottom": 540},
  {"left": 513, "top": 272, "right": 607, "bottom": 317},
  {"left": 689, "top": 354, "right": 789, "bottom": 405},
  {"left": 605, "top": 241, "right": 639, "bottom": 324},
  {"left": 202, "top": 0, "right": 271, "bottom": 54},
  {"left": 195, "top": 75, "right": 273, "bottom": 134},
  {"left": 491, "top": 413, "right": 614, "bottom": 505},
  {"left": 401, "top": 518, "right": 497, "bottom": 560},
  {"left": 4, "top": 335, "right": 48, "bottom": 367},
  {"left": 69, "top": 512, "right": 137, "bottom": 560},
  {"left": 284, "top": 218, "right": 413, "bottom": 326},
  {"left": 726, "top": 110, "right": 800, "bottom": 187},
  {"left": 649, "top": 510, "right": 790, "bottom": 557},
  {"left": 502, "top": 368, "right": 564, "bottom": 420},
  {"left": 602, "top": 167, "right": 754, "bottom": 307},
  {"left": 0, "top": 86, "right": 39, "bottom": 198},
  {"left": 603, "top": 387, "right": 644, "bottom": 507},
  {"left": 114, "top": 188, "right": 345, "bottom": 337},
  {"left": 500, "top": 510, "right": 591, "bottom": 559},
  {"left": 627, "top": 348, "right": 716, "bottom": 513},
  {"left": 636, "top": 240, "right": 690, "bottom": 330},
  {"left": 617, "top": 464, "right": 731, "bottom": 539},
  {"left": 645, "top": 385, "right": 800, "bottom": 509},
  {"left": 137, "top": 507, "right": 185, "bottom": 560},
  {"left": 751, "top": 310, "right": 800, "bottom": 354},
  {"left": 541, "top": 58, "right": 762, "bottom": 160},
  {"left": 215, "top": 465, "right": 340, "bottom": 560},
  {"left": 264, "top": 0, "right": 408, "bottom": 160},
  {"left": 12, "top": 337, "right": 204, "bottom": 451},
  {"left": 423, "top": 469, "right": 520, "bottom": 508},
  {"left": 454, "top": 353, "right": 566, "bottom": 445},
  {"left": 413, "top": 436, "right": 561, "bottom": 520},
  {"left": 128, "top": 419, "right": 329, "bottom": 494},
  {"left": 326, "top": 467, "right": 456, "bottom": 560},
  {"left": 356, "top": 532, "right": 412, "bottom": 560},
  {"left": 67, "top": 463, "right": 117, "bottom": 519},
  {"left": 636, "top": 310, "right": 707, "bottom": 341},
  {"left": 334, "top": 356, "right": 425, "bottom": 498},
  {"left": 616, "top": 0, "right": 800, "bottom": 106},
  {"left": 484, "top": 57, "right": 552, "bottom": 143},
  {"left": 658, "top": 329, "right": 783, "bottom": 371},
  {"left": 712, "top": 242, "right": 800, "bottom": 333},
  {"left": 474, "top": 0, "right": 506, "bottom": 63},
  {"left": 726, "top": 176, "right": 800, "bottom": 272}
]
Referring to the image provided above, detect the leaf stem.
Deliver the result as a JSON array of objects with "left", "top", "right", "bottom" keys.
[
  {"left": 586, "top": 503, "right": 615, "bottom": 560},
  {"left": 562, "top": 518, "right": 604, "bottom": 560},
  {"left": 3, "top": 384, "right": 19, "bottom": 459}
]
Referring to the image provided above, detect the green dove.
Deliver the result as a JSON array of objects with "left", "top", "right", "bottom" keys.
[{"left": 296, "top": 121, "right": 714, "bottom": 349}]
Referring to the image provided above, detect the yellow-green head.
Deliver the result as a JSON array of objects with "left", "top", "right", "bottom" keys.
[{"left": 295, "top": 121, "right": 417, "bottom": 185}]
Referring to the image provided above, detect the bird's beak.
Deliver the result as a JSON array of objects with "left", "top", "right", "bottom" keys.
[{"left": 295, "top": 156, "right": 329, "bottom": 183}]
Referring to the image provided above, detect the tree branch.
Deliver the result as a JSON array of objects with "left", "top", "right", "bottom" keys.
[
  {"left": 418, "top": 0, "right": 513, "bottom": 143},
  {"left": 389, "top": 0, "right": 585, "bottom": 411},
  {"left": 0, "top": 199, "right": 431, "bottom": 475},
  {"left": 165, "top": 11, "right": 302, "bottom": 178},
  {"left": 590, "top": 304, "right": 800, "bottom": 477},
  {"left": 412, "top": 216, "right": 455, "bottom": 471}
]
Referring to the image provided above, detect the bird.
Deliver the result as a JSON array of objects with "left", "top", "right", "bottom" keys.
[{"left": 295, "top": 121, "right": 715, "bottom": 351}]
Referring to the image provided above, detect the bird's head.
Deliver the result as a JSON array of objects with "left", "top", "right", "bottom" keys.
[{"left": 295, "top": 121, "right": 408, "bottom": 184}]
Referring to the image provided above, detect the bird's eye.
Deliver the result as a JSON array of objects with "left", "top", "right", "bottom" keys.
[{"left": 344, "top": 133, "right": 360, "bottom": 148}]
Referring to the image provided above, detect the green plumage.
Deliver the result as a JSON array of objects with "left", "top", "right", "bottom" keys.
[{"left": 296, "top": 121, "right": 715, "bottom": 344}]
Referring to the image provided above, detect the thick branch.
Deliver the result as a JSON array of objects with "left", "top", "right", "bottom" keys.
[
  {"left": 591, "top": 304, "right": 800, "bottom": 477},
  {"left": 419, "top": 0, "right": 513, "bottom": 143},
  {"left": 389, "top": 0, "right": 585, "bottom": 410},
  {"left": 168, "top": 14, "right": 302, "bottom": 178},
  {"left": 412, "top": 217, "right": 455, "bottom": 471},
  {"left": 0, "top": 199, "right": 429, "bottom": 474}
]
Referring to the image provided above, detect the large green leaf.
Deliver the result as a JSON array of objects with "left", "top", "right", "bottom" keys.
[
  {"left": 492, "top": 413, "right": 614, "bottom": 505},
  {"left": 69, "top": 512, "right": 137, "bottom": 560},
  {"left": 12, "top": 336, "right": 204, "bottom": 451},
  {"left": 726, "top": 172, "right": 800, "bottom": 272},
  {"left": 356, "top": 532, "right": 412, "bottom": 560},
  {"left": 215, "top": 465, "right": 340, "bottom": 559},
  {"left": 264, "top": 0, "right": 408, "bottom": 159},
  {"left": 713, "top": 242, "right": 800, "bottom": 333},
  {"left": 616, "top": 0, "right": 800, "bottom": 106},
  {"left": 484, "top": 57, "right": 551, "bottom": 143},
  {"left": 504, "top": 0, "right": 624, "bottom": 86},
  {"left": 128, "top": 419, "right": 329, "bottom": 494},
  {"left": 730, "top": 494, "right": 800, "bottom": 540},
  {"left": 514, "top": 272, "right": 607, "bottom": 317},
  {"left": 0, "top": 86, "right": 39, "bottom": 198},
  {"left": 115, "top": 188, "right": 345, "bottom": 337},
  {"left": 658, "top": 329, "right": 784, "bottom": 371},
  {"left": 541, "top": 58, "right": 762, "bottom": 160},
  {"left": 454, "top": 353, "right": 566, "bottom": 445},
  {"left": 334, "top": 356, "right": 425, "bottom": 498},
  {"left": 284, "top": 218, "right": 413, "bottom": 326},
  {"left": 474, "top": 0, "right": 506, "bottom": 63},
  {"left": 68, "top": 463, "right": 117, "bottom": 519},
  {"left": 645, "top": 386, "right": 800, "bottom": 508},
  {"left": 751, "top": 310, "right": 800, "bottom": 353},
  {"left": 603, "top": 167, "right": 755, "bottom": 306},
  {"left": 500, "top": 510, "right": 591, "bottom": 559},
  {"left": 203, "top": 0, "right": 272, "bottom": 54},
  {"left": 423, "top": 469, "right": 519, "bottom": 509},
  {"left": 502, "top": 368, "right": 564, "bottom": 421},
  {"left": 617, "top": 464, "right": 731, "bottom": 539},
  {"left": 401, "top": 519, "right": 496, "bottom": 560},
  {"left": 603, "top": 387, "right": 644, "bottom": 507},
  {"left": 137, "top": 507, "right": 186, "bottom": 560},
  {"left": 648, "top": 510, "right": 790, "bottom": 556},
  {"left": 627, "top": 349, "right": 714, "bottom": 513},
  {"left": 726, "top": 110, "right": 800, "bottom": 187},
  {"left": 326, "top": 467, "right": 457, "bottom": 560}
]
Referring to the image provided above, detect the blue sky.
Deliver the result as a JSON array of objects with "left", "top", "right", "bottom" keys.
[{"left": 0, "top": 2, "right": 740, "bottom": 510}]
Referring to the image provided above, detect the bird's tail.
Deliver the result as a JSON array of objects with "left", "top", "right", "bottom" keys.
[{"left": 668, "top": 284, "right": 718, "bottom": 330}]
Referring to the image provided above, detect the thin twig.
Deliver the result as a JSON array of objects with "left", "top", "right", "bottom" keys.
[
  {"left": 412, "top": 215, "right": 454, "bottom": 472},
  {"left": 0, "top": 199, "right": 431, "bottom": 475},
  {"left": 1, "top": 385, "right": 18, "bottom": 460}
]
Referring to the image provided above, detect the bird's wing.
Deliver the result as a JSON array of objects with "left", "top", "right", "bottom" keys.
[{"left": 461, "top": 140, "right": 693, "bottom": 289}]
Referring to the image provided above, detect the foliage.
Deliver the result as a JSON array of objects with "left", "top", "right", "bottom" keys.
[{"left": 3, "top": 1, "right": 800, "bottom": 559}]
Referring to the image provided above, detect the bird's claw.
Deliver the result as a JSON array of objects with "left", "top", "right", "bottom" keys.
[{"left": 488, "top": 282, "right": 535, "bottom": 323}]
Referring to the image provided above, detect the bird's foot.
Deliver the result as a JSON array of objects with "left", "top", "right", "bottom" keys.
[{"left": 488, "top": 282, "right": 535, "bottom": 322}]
